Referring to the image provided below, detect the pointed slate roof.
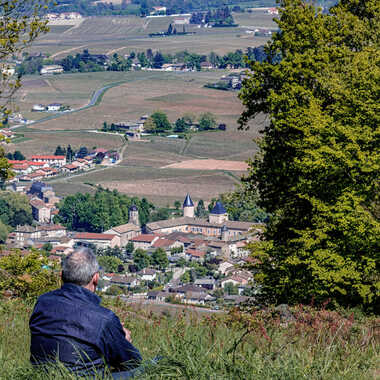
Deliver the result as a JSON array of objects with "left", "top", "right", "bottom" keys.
[
  {"left": 210, "top": 201, "right": 227, "bottom": 215},
  {"left": 183, "top": 194, "right": 194, "bottom": 208},
  {"left": 129, "top": 204, "right": 138, "bottom": 211}
]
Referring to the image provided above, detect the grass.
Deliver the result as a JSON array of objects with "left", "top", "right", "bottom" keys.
[{"left": 0, "top": 297, "right": 378, "bottom": 380}]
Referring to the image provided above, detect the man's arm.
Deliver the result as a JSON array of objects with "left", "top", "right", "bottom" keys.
[{"left": 100, "top": 313, "right": 142, "bottom": 371}]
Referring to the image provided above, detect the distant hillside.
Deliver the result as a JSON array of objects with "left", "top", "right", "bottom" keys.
[{"left": 48, "top": 0, "right": 338, "bottom": 17}]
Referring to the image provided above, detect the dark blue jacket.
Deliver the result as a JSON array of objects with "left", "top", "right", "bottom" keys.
[{"left": 29, "top": 283, "right": 142, "bottom": 375}]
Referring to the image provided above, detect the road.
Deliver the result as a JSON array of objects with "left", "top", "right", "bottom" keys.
[{"left": 10, "top": 82, "right": 123, "bottom": 131}]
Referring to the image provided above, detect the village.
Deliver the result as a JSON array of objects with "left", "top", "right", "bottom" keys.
[{"left": 2, "top": 180, "right": 261, "bottom": 310}]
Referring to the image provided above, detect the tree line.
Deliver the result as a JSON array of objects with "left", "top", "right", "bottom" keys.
[{"left": 16, "top": 47, "right": 270, "bottom": 75}]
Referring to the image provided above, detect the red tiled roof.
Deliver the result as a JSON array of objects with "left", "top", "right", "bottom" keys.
[
  {"left": 152, "top": 238, "right": 176, "bottom": 248},
  {"left": 12, "top": 163, "right": 29, "bottom": 170},
  {"left": 131, "top": 234, "right": 158, "bottom": 243},
  {"left": 186, "top": 248, "right": 206, "bottom": 257},
  {"left": 29, "top": 172, "right": 44, "bottom": 178},
  {"left": 31, "top": 155, "right": 65, "bottom": 160},
  {"left": 28, "top": 161, "right": 45, "bottom": 166},
  {"left": 74, "top": 232, "right": 116, "bottom": 241},
  {"left": 30, "top": 198, "right": 49, "bottom": 208},
  {"left": 38, "top": 224, "right": 66, "bottom": 231},
  {"left": 64, "top": 164, "right": 77, "bottom": 169}
]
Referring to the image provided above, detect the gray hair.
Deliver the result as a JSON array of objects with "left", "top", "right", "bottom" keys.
[{"left": 62, "top": 247, "right": 100, "bottom": 286}]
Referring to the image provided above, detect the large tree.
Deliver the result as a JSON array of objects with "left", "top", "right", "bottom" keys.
[
  {"left": 239, "top": 0, "right": 379, "bottom": 310},
  {"left": 0, "top": 0, "right": 49, "bottom": 180}
]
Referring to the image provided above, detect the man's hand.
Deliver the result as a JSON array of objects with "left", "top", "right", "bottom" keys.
[{"left": 123, "top": 326, "right": 132, "bottom": 343}]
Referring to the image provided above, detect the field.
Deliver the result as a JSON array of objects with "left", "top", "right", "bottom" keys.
[
  {"left": 7, "top": 69, "right": 262, "bottom": 205},
  {"left": 1, "top": 297, "right": 379, "bottom": 380},
  {"left": 27, "top": 12, "right": 276, "bottom": 57},
  {"left": 162, "top": 159, "right": 249, "bottom": 170},
  {"left": 5, "top": 12, "right": 276, "bottom": 205}
]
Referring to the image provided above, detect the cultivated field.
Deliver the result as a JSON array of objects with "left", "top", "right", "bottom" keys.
[
  {"left": 15, "top": 71, "right": 248, "bottom": 131},
  {"left": 162, "top": 159, "right": 249, "bottom": 171},
  {"left": 8, "top": 70, "right": 260, "bottom": 205},
  {"left": 27, "top": 12, "right": 276, "bottom": 57},
  {"left": 7, "top": 12, "right": 275, "bottom": 205}
]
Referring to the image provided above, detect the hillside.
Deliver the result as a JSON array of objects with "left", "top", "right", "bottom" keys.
[{"left": 1, "top": 297, "right": 378, "bottom": 379}]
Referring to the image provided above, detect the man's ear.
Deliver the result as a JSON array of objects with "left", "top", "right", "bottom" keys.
[{"left": 93, "top": 272, "right": 99, "bottom": 286}]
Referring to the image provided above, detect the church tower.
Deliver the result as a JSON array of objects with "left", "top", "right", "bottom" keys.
[
  {"left": 209, "top": 201, "right": 229, "bottom": 224},
  {"left": 221, "top": 225, "right": 229, "bottom": 241},
  {"left": 129, "top": 205, "right": 139, "bottom": 225},
  {"left": 183, "top": 194, "right": 195, "bottom": 218}
]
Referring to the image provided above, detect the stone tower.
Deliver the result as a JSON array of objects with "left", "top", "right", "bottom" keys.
[
  {"left": 221, "top": 224, "right": 229, "bottom": 241},
  {"left": 209, "top": 201, "right": 228, "bottom": 224},
  {"left": 183, "top": 194, "right": 195, "bottom": 218},
  {"left": 129, "top": 205, "right": 139, "bottom": 225}
]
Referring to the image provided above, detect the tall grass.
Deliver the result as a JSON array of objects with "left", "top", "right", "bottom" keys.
[{"left": 0, "top": 297, "right": 378, "bottom": 380}]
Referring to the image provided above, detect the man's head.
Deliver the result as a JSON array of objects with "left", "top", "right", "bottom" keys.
[{"left": 62, "top": 247, "right": 100, "bottom": 291}]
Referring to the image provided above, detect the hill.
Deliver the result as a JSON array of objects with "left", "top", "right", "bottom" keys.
[{"left": 1, "top": 296, "right": 378, "bottom": 379}]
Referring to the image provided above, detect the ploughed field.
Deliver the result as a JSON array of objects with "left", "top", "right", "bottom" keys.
[{"left": 9, "top": 70, "right": 261, "bottom": 205}]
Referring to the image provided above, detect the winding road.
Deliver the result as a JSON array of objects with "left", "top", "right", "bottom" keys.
[{"left": 10, "top": 81, "right": 123, "bottom": 131}]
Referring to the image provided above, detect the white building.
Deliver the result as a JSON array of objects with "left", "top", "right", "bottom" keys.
[{"left": 40, "top": 65, "right": 64, "bottom": 75}]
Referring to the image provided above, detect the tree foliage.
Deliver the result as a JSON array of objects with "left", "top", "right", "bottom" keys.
[
  {"left": 0, "top": 251, "right": 60, "bottom": 298},
  {"left": 0, "top": 191, "right": 33, "bottom": 228},
  {"left": 151, "top": 248, "right": 169, "bottom": 270},
  {"left": 55, "top": 188, "right": 154, "bottom": 232},
  {"left": 133, "top": 249, "right": 151, "bottom": 271},
  {"left": 198, "top": 112, "right": 217, "bottom": 130},
  {"left": 0, "top": 1, "right": 49, "bottom": 182},
  {"left": 97, "top": 256, "right": 123, "bottom": 273},
  {"left": 239, "top": 0, "right": 379, "bottom": 310}
]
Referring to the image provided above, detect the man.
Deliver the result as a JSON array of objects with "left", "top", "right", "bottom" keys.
[{"left": 30, "top": 247, "right": 142, "bottom": 378}]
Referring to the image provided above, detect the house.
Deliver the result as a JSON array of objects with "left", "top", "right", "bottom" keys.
[
  {"left": 30, "top": 198, "right": 52, "bottom": 223},
  {"left": 174, "top": 17, "right": 190, "bottom": 25},
  {"left": 8, "top": 161, "right": 31, "bottom": 175},
  {"left": 200, "top": 62, "right": 213, "bottom": 70},
  {"left": 62, "top": 163, "right": 79, "bottom": 173},
  {"left": 30, "top": 155, "right": 66, "bottom": 167},
  {"left": 220, "top": 275, "right": 250, "bottom": 288},
  {"left": 169, "top": 284, "right": 206, "bottom": 298},
  {"left": 104, "top": 223, "right": 141, "bottom": 246},
  {"left": 147, "top": 291, "right": 170, "bottom": 302},
  {"left": 110, "top": 275, "right": 139, "bottom": 288},
  {"left": 46, "top": 103, "right": 63, "bottom": 112},
  {"left": 151, "top": 237, "right": 184, "bottom": 254},
  {"left": 224, "top": 295, "right": 253, "bottom": 305},
  {"left": 32, "top": 104, "right": 46, "bottom": 112},
  {"left": 161, "top": 63, "right": 186, "bottom": 72},
  {"left": 130, "top": 234, "right": 160, "bottom": 250},
  {"left": 217, "top": 260, "right": 235, "bottom": 275},
  {"left": 38, "top": 224, "right": 67, "bottom": 238},
  {"left": 207, "top": 241, "right": 231, "bottom": 257},
  {"left": 14, "top": 225, "right": 42, "bottom": 244},
  {"left": 233, "top": 240, "right": 250, "bottom": 258},
  {"left": 185, "top": 248, "right": 206, "bottom": 262},
  {"left": 183, "top": 291, "right": 211, "bottom": 305},
  {"left": 40, "top": 65, "right": 64, "bottom": 75},
  {"left": 194, "top": 278, "right": 216, "bottom": 291},
  {"left": 137, "top": 268, "right": 157, "bottom": 281},
  {"left": 73, "top": 232, "right": 120, "bottom": 248}
]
